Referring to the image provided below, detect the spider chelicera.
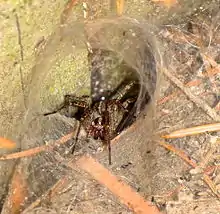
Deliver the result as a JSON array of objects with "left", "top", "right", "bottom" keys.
[{"left": 44, "top": 79, "right": 147, "bottom": 165}]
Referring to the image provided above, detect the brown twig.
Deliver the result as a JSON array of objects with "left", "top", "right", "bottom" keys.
[
  {"left": 213, "top": 166, "right": 220, "bottom": 185},
  {"left": 76, "top": 155, "right": 161, "bottom": 214},
  {"left": 14, "top": 11, "right": 26, "bottom": 109},
  {"left": 1, "top": 161, "right": 28, "bottom": 214},
  {"left": 0, "top": 120, "right": 135, "bottom": 161},
  {"left": 157, "top": 91, "right": 180, "bottom": 105},
  {"left": 162, "top": 68, "right": 220, "bottom": 121},
  {"left": 202, "top": 54, "right": 219, "bottom": 98},
  {"left": 20, "top": 122, "right": 133, "bottom": 212},
  {"left": 0, "top": 133, "right": 73, "bottom": 160},
  {"left": 199, "top": 137, "right": 219, "bottom": 169},
  {"left": 153, "top": 184, "right": 184, "bottom": 199},
  {"left": 60, "top": 0, "right": 78, "bottom": 25},
  {"left": 162, "top": 123, "right": 220, "bottom": 139},
  {"left": 215, "top": 102, "right": 220, "bottom": 111},
  {"left": 0, "top": 137, "right": 16, "bottom": 149},
  {"left": 159, "top": 141, "right": 197, "bottom": 168},
  {"left": 203, "top": 174, "right": 220, "bottom": 198},
  {"left": 22, "top": 153, "right": 161, "bottom": 214},
  {"left": 152, "top": 0, "right": 178, "bottom": 8},
  {"left": 159, "top": 140, "right": 220, "bottom": 198},
  {"left": 116, "top": 0, "right": 125, "bottom": 16},
  {"left": 22, "top": 175, "right": 69, "bottom": 213},
  {"left": 157, "top": 68, "right": 219, "bottom": 106},
  {"left": 204, "top": 165, "right": 218, "bottom": 175},
  {"left": 161, "top": 26, "right": 203, "bottom": 47}
]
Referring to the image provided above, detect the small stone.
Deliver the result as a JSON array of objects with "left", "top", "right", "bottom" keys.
[{"left": 189, "top": 167, "right": 203, "bottom": 175}]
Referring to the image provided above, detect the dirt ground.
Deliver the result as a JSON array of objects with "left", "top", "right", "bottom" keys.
[{"left": 0, "top": 0, "right": 220, "bottom": 214}]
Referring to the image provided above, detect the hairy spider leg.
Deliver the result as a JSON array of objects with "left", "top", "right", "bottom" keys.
[
  {"left": 43, "top": 95, "right": 90, "bottom": 116},
  {"left": 110, "top": 80, "right": 136, "bottom": 101},
  {"left": 101, "top": 101, "right": 112, "bottom": 165},
  {"left": 109, "top": 80, "right": 140, "bottom": 134},
  {"left": 71, "top": 121, "right": 81, "bottom": 154},
  {"left": 86, "top": 100, "right": 113, "bottom": 164},
  {"left": 63, "top": 95, "right": 91, "bottom": 154},
  {"left": 43, "top": 103, "right": 66, "bottom": 116},
  {"left": 71, "top": 104, "right": 98, "bottom": 154},
  {"left": 43, "top": 94, "right": 91, "bottom": 154}
]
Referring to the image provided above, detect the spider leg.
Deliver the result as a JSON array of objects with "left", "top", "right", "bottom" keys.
[
  {"left": 43, "top": 94, "right": 91, "bottom": 155},
  {"left": 102, "top": 102, "right": 112, "bottom": 165},
  {"left": 71, "top": 121, "right": 82, "bottom": 154},
  {"left": 107, "top": 138, "right": 111, "bottom": 165},
  {"left": 43, "top": 95, "right": 90, "bottom": 117},
  {"left": 109, "top": 80, "right": 136, "bottom": 101},
  {"left": 43, "top": 103, "right": 65, "bottom": 116},
  {"left": 115, "top": 97, "right": 137, "bottom": 134},
  {"left": 108, "top": 136, "right": 111, "bottom": 165},
  {"left": 71, "top": 105, "right": 95, "bottom": 154},
  {"left": 108, "top": 99, "right": 128, "bottom": 112},
  {"left": 107, "top": 80, "right": 138, "bottom": 113}
]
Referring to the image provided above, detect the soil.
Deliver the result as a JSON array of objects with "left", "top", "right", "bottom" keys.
[{"left": 0, "top": 0, "right": 220, "bottom": 214}]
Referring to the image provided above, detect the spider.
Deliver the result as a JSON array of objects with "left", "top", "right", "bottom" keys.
[
  {"left": 43, "top": 41, "right": 156, "bottom": 164},
  {"left": 43, "top": 35, "right": 157, "bottom": 163},
  {"left": 44, "top": 79, "right": 146, "bottom": 165}
]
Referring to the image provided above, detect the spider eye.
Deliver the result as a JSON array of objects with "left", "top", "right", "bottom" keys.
[{"left": 93, "top": 134, "right": 99, "bottom": 140}]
